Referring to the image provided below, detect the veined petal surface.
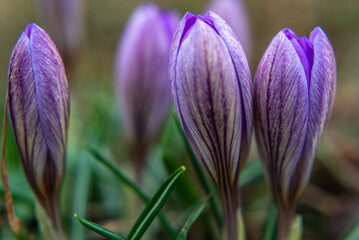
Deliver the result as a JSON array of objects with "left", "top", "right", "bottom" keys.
[
  {"left": 172, "top": 15, "right": 242, "bottom": 187},
  {"left": 253, "top": 31, "right": 309, "bottom": 206},
  {"left": 7, "top": 23, "right": 69, "bottom": 207}
]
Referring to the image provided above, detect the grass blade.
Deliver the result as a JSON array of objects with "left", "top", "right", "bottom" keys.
[
  {"left": 239, "top": 159, "right": 263, "bottom": 187},
  {"left": 261, "top": 201, "right": 277, "bottom": 240},
  {"left": 74, "top": 214, "right": 127, "bottom": 240},
  {"left": 177, "top": 197, "right": 209, "bottom": 240},
  {"left": 128, "top": 166, "right": 186, "bottom": 240},
  {"left": 87, "top": 146, "right": 177, "bottom": 239}
]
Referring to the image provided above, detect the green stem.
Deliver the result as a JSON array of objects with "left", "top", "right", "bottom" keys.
[
  {"left": 219, "top": 185, "right": 239, "bottom": 240},
  {"left": 276, "top": 207, "right": 294, "bottom": 240},
  {"left": 35, "top": 200, "right": 65, "bottom": 240}
]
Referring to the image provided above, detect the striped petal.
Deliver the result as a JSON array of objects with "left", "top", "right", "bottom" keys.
[
  {"left": 289, "top": 27, "right": 337, "bottom": 200},
  {"left": 7, "top": 23, "right": 69, "bottom": 212},
  {"left": 206, "top": 11, "right": 252, "bottom": 174},
  {"left": 253, "top": 31, "right": 309, "bottom": 206},
  {"left": 172, "top": 15, "right": 242, "bottom": 186}
]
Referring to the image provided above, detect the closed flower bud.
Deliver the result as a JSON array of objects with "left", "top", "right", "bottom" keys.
[
  {"left": 170, "top": 11, "right": 252, "bottom": 240},
  {"left": 115, "top": 3, "right": 179, "bottom": 182},
  {"left": 206, "top": 0, "right": 251, "bottom": 56},
  {"left": 7, "top": 23, "right": 70, "bottom": 234},
  {"left": 36, "top": 0, "right": 86, "bottom": 77},
  {"left": 253, "top": 27, "right": 336, "bottom": 239}
]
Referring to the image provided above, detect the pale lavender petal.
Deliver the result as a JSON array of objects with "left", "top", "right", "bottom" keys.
[
  {"left": 253, "top": 31, "right": 309, "bottom": 205},
  {"left": 36, "top": 0, "right": 85, "bottom": 55},
  {"left": 206, "top": 11, "right": 252, "bottom": 175},
  {"left": 173, "top": 18, "right": 241, "bottom": 186},
  {"left": 116, "top": 4, "right": 178, "bottom": 148}
]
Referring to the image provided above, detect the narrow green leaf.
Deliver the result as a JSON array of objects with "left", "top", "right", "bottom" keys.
[
  {"left": 239, "top": 159, "right": 263, "bottom": 187},
  {"left": 172, "top": 112, "right": 222, "bottom": 226},
  {"left": 87, "top": 146, "right": 147, "bottom": 201},
  {"left": 177, "top": 197, "right": 209, "bottom": 240},
  {"left": 288, "top": 215, "right": 303, "bottom": 240},
  {"left": 74, "top": 214, "right": 127, "bottom": 240},
  {"left": 70, "top": 153, "right": 92, "bottom": 240},
  {"left": 87, "top": 146, "right": 177, "bottom": 239},
  {"left": 128, "top": 166, "right": 186, "bottom": 240},
  {"left": 340, "top": 216, "right": 359, "bottom": 240},
  {"left": 261, "top": 201, "right": 277, "bottom": 240},
  {"left": 162, "top": 151, "right": 199, "bottom": 205}
]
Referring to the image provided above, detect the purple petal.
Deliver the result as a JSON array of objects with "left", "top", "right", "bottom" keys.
[
  {"left": 283, "top": 28, "right": 314, "bottom": 84},
  {"left": 253, "top": 31, "right": 309, "bottom": 204},
  {"left": 7, "top": 23, "right": 69, "bottom": 204},
  {"left": 206, "top": 11, "right": 252, "bottom": 173},
  {"left": 116, "top": 3, "right": 178, "bottom": 146},
  {"left": 31, "top": 24, "right": 69, "bottom": 174},
  {"left": 172, "top": 19, "right": 242, "bottom": 186},
  {"left": 295, "top": 27, "right": 337, "bottom": 189}
]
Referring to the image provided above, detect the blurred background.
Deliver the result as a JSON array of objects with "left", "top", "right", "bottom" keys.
[{"left": 0, "top": 0, "right": 358, "bottom": 239}]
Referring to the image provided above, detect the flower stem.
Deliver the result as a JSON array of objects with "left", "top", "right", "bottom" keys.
[
  {"left": 277, "top": 206, "right": 294, "bottom": 240},
  {"left": 35, "top": 199, "right": 66, "bottom": 240},
  {"left": 219, "top": 184, "right": 239, "bottom": 240}
]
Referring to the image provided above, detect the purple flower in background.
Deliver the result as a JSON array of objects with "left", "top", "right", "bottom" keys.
[
  {"left": 253, "top": 27, "right": 336, "bottom": 239},
  {"left": 36, "top": 0, "right": 86, "bottom": 77},
  {"left": 115, "top": 3, "right": 179, "bottom": 183},
  {"left": 170, "top": 11, "right": 252, "bottom": 240},
  {"left": 7, "top": 23, "right": 70, "bottom": 235},
  {"left": 206, "top": 0, "right": 251, "bottom": 57}
]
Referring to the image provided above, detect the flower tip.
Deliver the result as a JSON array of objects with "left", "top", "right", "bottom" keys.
[
  {"left": 24, "top": 24, "right": 34, "bottom": 38},
  {"left": 310, "top": 26, "right": 325, "bottom": 41}
]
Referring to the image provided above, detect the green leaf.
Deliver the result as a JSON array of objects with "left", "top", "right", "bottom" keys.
[
  {"left": 128, "top": 166, "right": 186, "bottom": 240},
  {"left": 288, "top": 215, "right": 303, "bottom": 240},
  {"left": 162, "top": 151, "right": 199, "bottom": 205},
  {"left": 340, "top": 216, "right": 359, "bottom": 240},
  {"left": 177, "top": 197, "right": 209, "bottom": 240},
  {"left": 87, "top": 146, "right": 177, "bottom": 239},
  {"left": 74, "top": 214, "right": 127, "bottom": 240},
  {"left": 70, "top": 153, "right": 92, "bottom": 240},
  {"left": 261, "top": 201, "right": 277, "bottom": 240},
  {"left": 172, "top": 112, "right": 222, "bottom": 226},
  {"left": 239, "top": 159, "right": 263, "bottom": 187},
  {"left": 87, "top": 146, "right": 147, "bottom": 201}
]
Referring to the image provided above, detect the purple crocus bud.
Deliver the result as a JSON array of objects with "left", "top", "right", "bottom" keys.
[
  {"left": 170, "top": 11, "right": 252, "bottom": 240},
  {"left": 7, "top": 23, "right": 70, "bottom": 235},
  {"left": 206, "top": 0, "right": 251, "bottom": 57},
  {"left": 36, "top": 0, "right": 86, "bottom": 77},
  {"left": 253, "top": 27, "right": 336, "bottom": 239},
  {"left": 115, "top": 3, "right": 179, "bottom": 183}
]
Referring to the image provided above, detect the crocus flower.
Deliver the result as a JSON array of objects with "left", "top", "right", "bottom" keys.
[
  {"left": 170, "top": 11, "right": 252, "bottom": 240},
  {"left": 206, "top": 0, "right": 251, "bottom": 56},
  {"left": 253, "top": 27, "right": 336, "bottom": 239},
  {"left": 7, "top": 23, "right": 70, "bottom": 236},
  {"left": 36, "top": 0, "right": 86, "bottom": 77},
  {"left": 115, "top": 3, "right": 179, "bottom": 183}
]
